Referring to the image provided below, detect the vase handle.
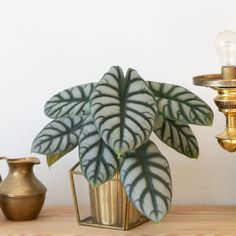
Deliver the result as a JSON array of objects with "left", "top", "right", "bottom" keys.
[{"left": 0, "top": 156, "right": 8, "bottom": 182}]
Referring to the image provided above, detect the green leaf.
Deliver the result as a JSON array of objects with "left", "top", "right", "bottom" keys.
[
  {"left": 90, "top": 66, "right": 157, "bottom": 155},
  {"left": 120, "top": 140, "right": 172, "bottom": 222},
  {"left": 154, "top": 115, "right": 199, "bottom": 158},
  {"left": 148, "top": 81, "right": 214, "bottom": 126},
  {"left": 79, "top": 116, "right": 123, "bottom": 187},
  {"left": 31, "top": 116, "right": 85, "bottom": 164},
  {"left": 44, "top": 83, "right": 96, "bottom": 119}
]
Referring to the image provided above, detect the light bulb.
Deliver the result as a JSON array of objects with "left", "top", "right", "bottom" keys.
[{"left": 215, "top": 29, "right": 236, "bottom": 66}]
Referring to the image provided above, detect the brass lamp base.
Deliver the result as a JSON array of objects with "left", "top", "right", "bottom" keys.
[{"left": 193, "top": 66, "right": 236, "bottom": 152}]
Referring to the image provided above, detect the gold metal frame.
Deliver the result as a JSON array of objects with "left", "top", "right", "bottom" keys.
[
  {"left": 193, "top": 66, "right": 236, "bottom": 152},
  {"left": 69, "top": 162, "right": 148, "bottom": 230}
]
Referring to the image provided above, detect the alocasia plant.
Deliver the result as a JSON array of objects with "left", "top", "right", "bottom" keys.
[{"left": 32, "top": 66, "right": 213, "bottom": 222}]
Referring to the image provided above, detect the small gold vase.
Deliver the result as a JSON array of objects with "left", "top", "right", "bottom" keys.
[{"left": 0, "top": 157, "right": 47, "bottom": 221}]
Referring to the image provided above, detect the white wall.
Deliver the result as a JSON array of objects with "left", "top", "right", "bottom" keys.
[{"left": 1, "top": 0, "right": 236, "bottom": 206}]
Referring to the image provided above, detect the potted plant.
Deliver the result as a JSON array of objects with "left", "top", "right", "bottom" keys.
[{"left": 31, "top": 66, "right": 213, "bottom": 227}]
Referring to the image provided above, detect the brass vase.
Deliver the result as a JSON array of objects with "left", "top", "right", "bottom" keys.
[{"left": 0, "top": 157, "right": 47, "bottom": 221}]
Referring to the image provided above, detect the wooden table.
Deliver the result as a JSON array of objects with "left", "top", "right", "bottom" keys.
[{"left": 1, "top": 206, "right": 236, "bottom": 235}]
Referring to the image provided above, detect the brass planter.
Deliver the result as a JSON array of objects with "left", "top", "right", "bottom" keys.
[{"left": 69, "top": 162, "right": 148, "bottom": 230}]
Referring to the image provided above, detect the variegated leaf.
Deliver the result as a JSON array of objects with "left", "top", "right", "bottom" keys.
[
  {"left": 148, "top": 81, "right": 213, "bottom": 126},
  {"left": 154, "top": 115, "right": 199, "bottom": 158},
  {"left": 31, "top": 116, "right": 84, "bottom": 165},
  {"left": 90, "top": 66, "right": 157, "bottom": 155},
  {"left": 120, "top": 140, "right": 172, "bottom": 222},
  {"left": 79, "top": 116, "right": 122, "bottom": 187},
  {"left": 45, "top": 83, "right": 96, "bottom": 119}
]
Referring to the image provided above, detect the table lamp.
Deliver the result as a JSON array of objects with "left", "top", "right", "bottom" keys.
[{"left": 193, "top": 30, "right": 236, "bottom": 152}]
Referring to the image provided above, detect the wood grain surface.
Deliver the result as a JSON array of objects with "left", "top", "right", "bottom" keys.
[{"left": 1, "top": 206, "right": 236, "bottom": 235}]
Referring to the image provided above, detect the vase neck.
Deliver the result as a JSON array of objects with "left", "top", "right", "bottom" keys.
[
  {"left": 7, "top": 158, "right": 40, "bottom": 177},
  {"left": 8, "top": 163, "right": 35, "bottom": 177}
]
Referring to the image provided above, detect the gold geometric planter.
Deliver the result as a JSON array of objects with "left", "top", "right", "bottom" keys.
[{"left": 69, "top": 162, "right": 148, "bottom": 230}]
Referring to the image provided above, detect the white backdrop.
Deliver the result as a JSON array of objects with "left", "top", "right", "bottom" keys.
[{"left": 1, "top": 0, "right": 236, "bottom": 206}]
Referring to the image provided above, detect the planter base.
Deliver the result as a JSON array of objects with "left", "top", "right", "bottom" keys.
[{"left": 69, "top": 162, "right": 148, "bottom": 230}]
